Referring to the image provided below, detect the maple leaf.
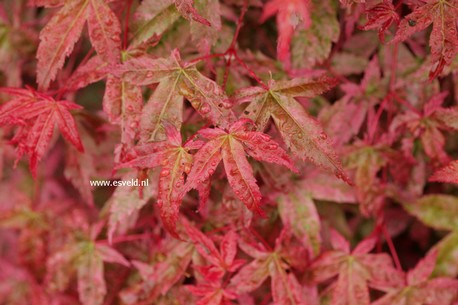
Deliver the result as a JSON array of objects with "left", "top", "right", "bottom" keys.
[
  {"left": 277, "top": 186, "right": 321, "bottom": 256},
  {"left": 234, "top": 76, "right": 351, "bottom": 183},
  {"left": 390, "top": 92, "right": 458, "bottom": 166},
  {"left": 261, "top": 0, "right": 312, "bottom": 66},
  {"left": 360, "top": 0, "right": 399, "bottom": 42},
  {"left": 433, "top": 230, "right": 458, "bottom": 277},
  {"left": 119, "top": 238, "right": 194, "bottom": 304},
  {"left": 46, "top": 240, "right": 129, "bottom": 305},
  {"left": 309, "top": 232, "right": 404, "bottom": 305},
  {"left": 390, "top": 0, "right": 458, "bottom": 79},
  {"left": 130, "top": 0, "right": 217, "bottom": 49},
  {"left": 107, "top": 172, "right": 156, "bottom": 242},
  {"left": 103, "top": 76, "right": 142, "bottom": 148},
  {"left": 116, "top": 122, "right": 200, "bottom": 236},
  {"left": 291, "top": 0, "right": 340, "bottom": 70},
  {"left": 402, "top": 194, "right": 458, "bottom": 231},
  {"left": 182, "top": 119, "right": 296, "bottom": 213},
  {"left": 229, "top": 229, "right": 311, "bottom": 305},
  {"left": 35, "top": 0, "right": 121, "bottom": 90},
  {"left": 372, "top": 250, "right": 458, "bottom": 305},
  {"left": 430, "top": 160, "right": 458, "bottom": 184},
  {"left": 64, "top": 55, "right": 109, "bottom": 92},
  {"left": 319, "top": 56, "right": 383, "bottom": 147},
  {"left": 183, "top": 222, "right": 245, "bottom": 280},
  {"left": 344, "top": 142, "right": 389, "bottom": 216},
  {"left": 117, "top": 49, "right": 236, "bottom": 142},
  {"left": 0, "top": 87, "right": 84, "bottom": 176}
]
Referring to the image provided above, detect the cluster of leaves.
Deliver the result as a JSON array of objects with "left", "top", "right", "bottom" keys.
[{"left": 1, "top": 0, "right": 458, "bottom": 304}]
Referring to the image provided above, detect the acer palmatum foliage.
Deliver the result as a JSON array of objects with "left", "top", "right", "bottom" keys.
[{"left": 1, "top": 0, "right": 458, "bottom": 304}]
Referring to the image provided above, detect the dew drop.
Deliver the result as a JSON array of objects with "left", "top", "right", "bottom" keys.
[
  {"left": 260, "top": 134, "right": 270, "bottom": 141},
  {"left": 175, "top": 181, "right": 182, "bottom": 188},
  {"left": 297, "top": 133, "right": 304, "bottom": 139},
  {"left": 200, "top": 104, "right": 211, "bottom": 114},
  {"left": 160, "top": 169, "right": 170, "bottom": 177},
  {"left": 319, "top": 132, "right": 327, "bottom": 140},
  {"left": 146, "top": 71, "right": 153, "bottom": 78},
  {"left": 335, "top": 172, "right": 343, "bottom": 180},
  {"left": 268, "top": 143, "right": 278, "bottom": 150}
]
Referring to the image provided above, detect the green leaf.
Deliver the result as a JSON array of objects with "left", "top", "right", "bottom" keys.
[
  {"left": 403, "top": 195, "right": 458, "bottom": 231},
  {"left": 433, "top": 230, "right": 458, "bottom": 277}
]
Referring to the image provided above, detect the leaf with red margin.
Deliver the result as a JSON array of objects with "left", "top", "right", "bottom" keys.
[
  {"left": 183, "top": 119, "right": 296, "bottom": 213},
  {"left": 309, "top": 233, "right": 404, "bottom": 305},
  {"left": 117, "top": 49, "right": 236, "bottom": 141},
  {"left": 372, "top": 250, "right": 458, "bottom": 305},
  {"left": 235, "top": 76, "right": 351, "bottom": 184},
  {"left": 36, "top": 0, "right": 121, "bottom": 90},
  {"left": 183, "top": 222, "right": 245, "bottom": 279},
  {"left": 360, "top": 0, "right": 399, "bottom": 42},
  {"left": 390, "top": 0, "right": 458, "bottom": 79},
  {"left": 116, "top": 122, "right": 197, "bottom": 236},
  {"left": 86, "top": 0, "right": 121, "bottom": 65},
  {"left": 229, "top": 229, "right": 309, "bottom": 305},
  {"left": 37, "top": 0, "right": 88, "bottom": 90},
  {"left": 261, "top": 0, "right": 312, "bottom": 66},
  {"left": 0, "top": 88, "right": 83, "bottom": 176}
]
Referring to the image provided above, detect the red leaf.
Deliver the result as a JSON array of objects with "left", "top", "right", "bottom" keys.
[
  {"left": 390, "top": 0, "right": 458, "bottom": 79},
  {"left": 0, "top": 88, "right": 83, "bottom": 176},
  {"left": 261, "top": 0, "right": 312, "bottom": 66},
  {"left": 116, "top": 122, "right": 193, "bottom": 236},
  {"left": 183, "top": 119, "right": 295, "bottom": 213},
  {"left": 360, "top": 0, "right": 399, "bottom": 42},
  {"left": 430, "top": 160, "right": 458, "bottom": 184}
]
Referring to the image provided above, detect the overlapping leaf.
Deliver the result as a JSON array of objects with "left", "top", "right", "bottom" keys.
[
  {"left": 46, "top": 241, "right": 129, "bottom": 305},
  {"left": 309, "top": 232, "right": 403, "bottom": 305},
  {"left": 278, "top": 187, "right": 321, "bottom": 256},
  {"left": 390, "top": 0, "right": 458, "bottom": 79},
  {"left": 260, "top": 0, "right": 312, "bottom": 66},
  {"left": 235, "top": 76, "right": 351, "bottom": 182},
  {"left": 35, "top": 0, "right": 122, "bottom": 90},
  {"left": 116, "top": 122, "right": 199, "bottom": 236},
  {"left": 182, "top": 119, "right": 296, "bottom": 213},
  {"left": 372, "top": 250, "right": 458, "bottom": 305},
  {"left": 119, "top": 238, "right": 194, "bottom": 304},
  {"left": 229, "top": 229, "right": 310, "bottom": 305},
  {"left": 291, "top": 0, "right": 340, "bottom": 69},
  {"left": 390, "top": 92, "right": 458, "bottom": 165},
  {"left": 118, "top": 49, "right": 236, "bottom": 142},
  {"left": 131, "top": 0, "right": 216, "bottom": 48},
  {"left": 0, "top": 87, "right": 83, "bottom": 176},
  {"left": 360, "top": 0, "right": 399, "bottom": 42}
]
